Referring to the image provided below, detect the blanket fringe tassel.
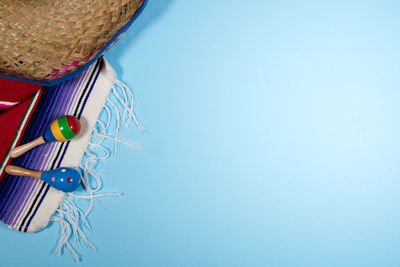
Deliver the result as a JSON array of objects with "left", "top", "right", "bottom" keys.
[{"left": 50, "top": 77, "right": 144, "bottom": 262}]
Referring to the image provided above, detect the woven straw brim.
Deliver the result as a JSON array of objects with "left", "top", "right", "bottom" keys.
[{"left": 0, "top": 0, "right": 143, "bottom": 81}]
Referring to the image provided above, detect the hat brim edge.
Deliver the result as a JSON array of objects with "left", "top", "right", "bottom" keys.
[{"left": 0, "top": 0, "right": 149, "bottom": 87}]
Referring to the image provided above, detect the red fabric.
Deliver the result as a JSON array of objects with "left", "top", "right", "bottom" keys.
[
  {"left": 0, "top": 77, "right": 42, "bottom": 103},
  {"left": 0, "top": 78, "right": 43, "bottom": 180}
]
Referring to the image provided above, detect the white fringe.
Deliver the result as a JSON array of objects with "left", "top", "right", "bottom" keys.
[{"left": 51, "top": 78, "right": 143, "bottom": 261}]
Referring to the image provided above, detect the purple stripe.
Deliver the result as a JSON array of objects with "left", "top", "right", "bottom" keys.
[
  {"left": 9, "top": 70, "right": 89, "bottom": 222},
  {"left": 0, "top": 90, "right": 54, "bottom": 224},
  {"left": 48, "top": 61, "right": 101, "bottom": 171},
  {"left": 0, "top": 61, "right": 99, "bottom": 226},
  {"left": 23, "top": 60, "right": 103, "bottom": 230},
  {"left": 0, "top": 92, "right": 43, "bottom": 224},
  {"left": 6, "top": 180, "right": 33, "bottom": 226},
  {"left": 6, "top": 179, "right": 39, "bottom": 227},
  {"left": 23, "top": 184, "right": 50, "bottom": 232},
  {"left": 3, "top": 87, "right": 72, "bottom": 223},
  {"left": 0, "top": 177, "right": 38, "bottom": 226},
  {"left": 21, "top": 60, "right": 102, "bottom": 231},
  {"left": 64, "top": 65, "right": 90, "bottom": 115},
  {"left": 1, "top": 177, "right": 27, "bottom": 224},
  {"left": 54, "top": 62, "right": 102, "bottom": 169},
  {"left": 17, "top": 65, "right": 90, "bottom": 170},
  {"left": 42, "top": 64, "right": 95, "bottom": 171},
  {"left": 0, "top": 177, "right": 22, "bottom": 219}
]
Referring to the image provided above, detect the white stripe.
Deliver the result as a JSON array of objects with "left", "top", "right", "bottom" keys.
[{"left": 0, "top": 100, "right": 19, "bottom": 106}]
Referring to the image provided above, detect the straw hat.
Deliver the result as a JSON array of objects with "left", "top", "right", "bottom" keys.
[{"left": 0, "top": 0, "right": 145, "bottom": 85}]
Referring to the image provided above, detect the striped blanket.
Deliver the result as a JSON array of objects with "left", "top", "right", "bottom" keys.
[{"left": 0, "top": 57, "right": 131, "bottom": 259}]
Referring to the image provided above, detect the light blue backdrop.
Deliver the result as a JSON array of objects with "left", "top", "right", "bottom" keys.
[{"left": 2, "top": 0, "right": 400, "bottom": 266}]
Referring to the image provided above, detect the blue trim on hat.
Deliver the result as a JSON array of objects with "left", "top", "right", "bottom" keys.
[{"left": 0, "top": 0, "right": 148, "bottom": 87}]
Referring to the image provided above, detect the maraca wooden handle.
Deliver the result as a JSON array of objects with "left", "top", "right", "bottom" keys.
[
  {"left": 5, "top": 165, "right": 41, "bottom": 179},
  {"left": 9, "top": 136, "right": 46, "bottom": 158}
]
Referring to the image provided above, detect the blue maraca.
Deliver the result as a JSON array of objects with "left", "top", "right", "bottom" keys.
[{"left": 6, "top": 165, "right": 81, "bottom": 192}]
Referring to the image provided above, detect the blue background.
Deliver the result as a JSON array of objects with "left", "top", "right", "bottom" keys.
[{"left": 2, "top": 0, "right": 400, "bottom": 266}]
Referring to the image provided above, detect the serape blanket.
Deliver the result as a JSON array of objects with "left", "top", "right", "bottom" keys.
[{"left": 0, "top": 57, "right": 136, "bottom": 259}]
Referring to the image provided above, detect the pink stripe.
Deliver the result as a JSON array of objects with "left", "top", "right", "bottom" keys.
[{"left": 0, "top": 102, "right": 18, "bottom": 108}]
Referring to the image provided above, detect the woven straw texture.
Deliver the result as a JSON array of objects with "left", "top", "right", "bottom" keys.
[{"left": 0, "top": 0, "right": 142, "bottom": 81}]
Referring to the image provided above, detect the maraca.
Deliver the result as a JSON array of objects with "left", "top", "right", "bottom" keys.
[
  {"left": 10, "top": 115, "right": 81, "bottom": 158},
  {"left": 5, "top": 165, "right": 81, "bottom": 192}
]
